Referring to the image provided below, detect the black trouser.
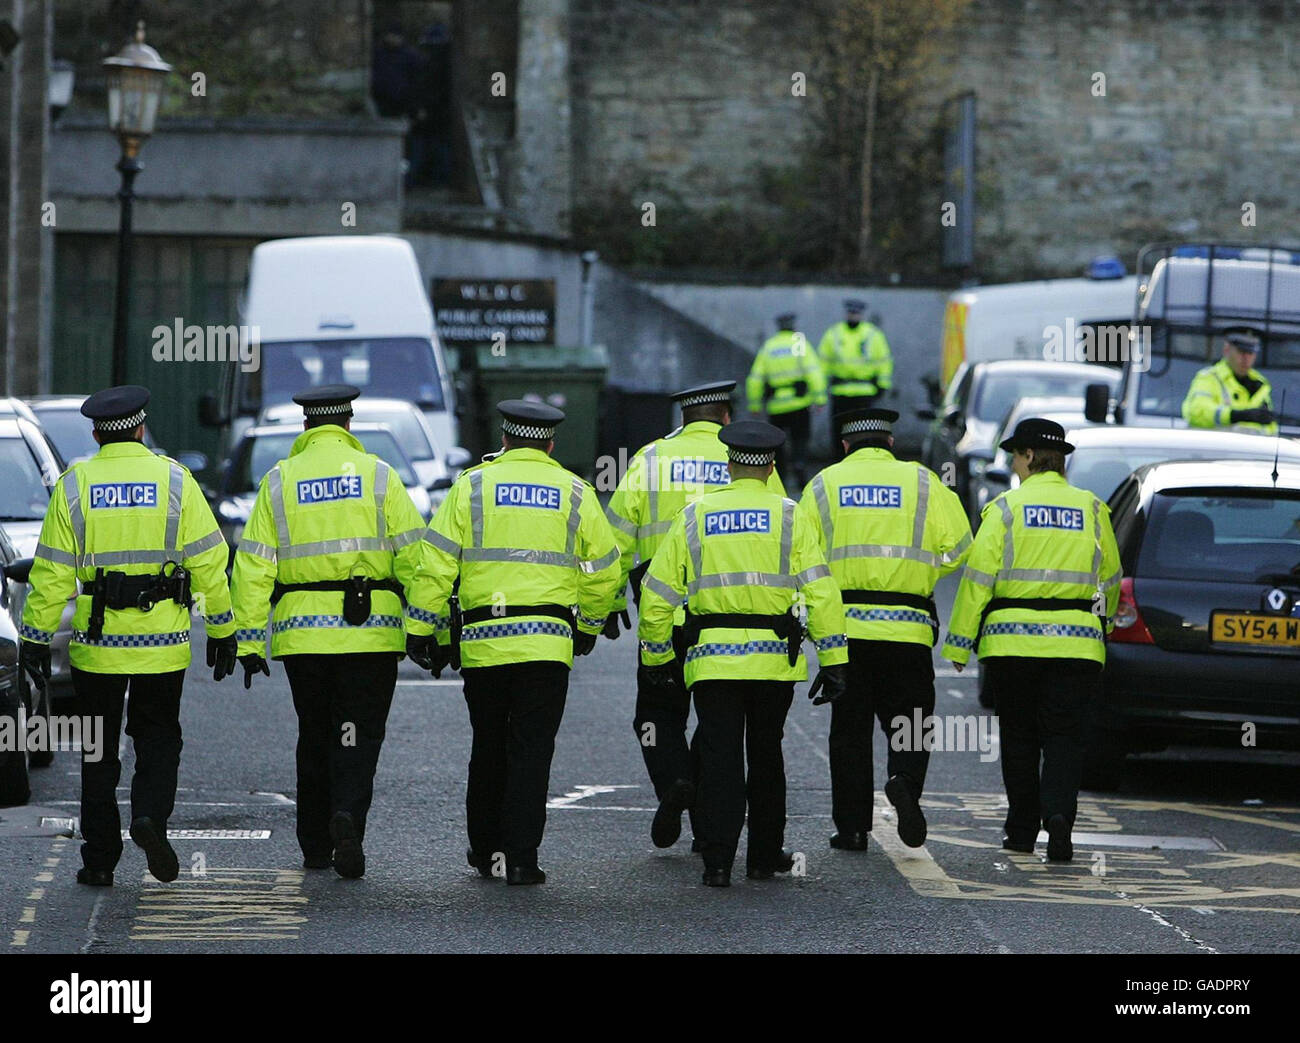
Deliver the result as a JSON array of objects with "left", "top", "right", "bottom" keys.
[
  {"left": 72, "top": 667, "right": 186, "bottom": 873},
  {"left": 282, "top": 652, "right": 398, "bottom": 859},
  {"left": 691, "top": 680, "right": 794, "bottom": 872},
  {"left": 769, "top": 407, "right": 812, "bottom": 486},
  {"left": 633, "top": 660, "right": 695, "bottom": 796},
  {"left": 462, "top": 660, "right": 569, "bottom": 869},
  {"left": 984, "top": 656, "right": 1100, "bottom": 843},
  {"left": 830, "top": 640, "right": 936, "bottom": 835},
  {"left": 829, "top": 393, "right": 880, "bottom": 459}
]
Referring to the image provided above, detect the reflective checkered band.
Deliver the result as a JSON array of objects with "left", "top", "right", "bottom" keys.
[
  {"left": 640, "top": 639, "right": 674, "bottom": 655},
  {"left": 502, "top": 419, "right": 556, "bottom": 439},
  {"left": 841, "top": 417, "right": 891, "bottom": 436},
  {"left": 686, "top": 639, "right": 789, "bottom": 661},
  {"left": 677, "top": 390, "right": 732, "bottom": 408},
  {"left": 945, "top": 633, "right": 975, "bottom": 650},
  {"left": 461, "top": 620, "right": 572, "bottom": 641},
  {"left": 983, "top": 622, "right": 1099, "bottom": 640},
  {"left": 19, "top": 624, "right": 54, "bottom": 643},
  {"left": 235, "top": 628, "right": 266, "bottom": 642},
  {"left": 813, "top": 633, "right": 848, "bottom": 651},
  {"left": 576, "top": 611, "right": 605, "bottom": 629},
  {"left": 405, "top": 605, "right": 448, "bottom": 627},
  {"left": 270, "top": 614, "right": 402, "bottom": 634},
  {"left": 301, "top": 402, "right": 353, "bottom": 417},
  {"left": 728, "top": 450, "right": 776, "bottom": 466},
  {"left": 848, "top": 608, "right": 934, "bottom": 627},
  {"left": 93, "top": 409, "right": 147, "bottom": 432},
  {"left": 205, "top": 609, "right": 234, "bottom": 626},
  {"left": 73, "top": 629, "right": 190, "bottom": 648}
]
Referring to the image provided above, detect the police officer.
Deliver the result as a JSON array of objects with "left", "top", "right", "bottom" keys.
[
  {"left": 230, "top": 385, "right": 440, "bottom": 879},
  {"left": 604, "top": 380, "right": 785, "bottom": 850},
  {"left": 818, "top": 299, "right": 893, "bottom": 458},
  {"left": 639, "top": 420, "right": 849, "bottom": 887},
  {"left": 20, "top": 386, "right": 236, "bottom": 886},
  {"left": 799, "top": 407, "right": 971, "bottom": 851},
  {"left": 942, "top": 418, "right": 1121, "bottom": 861},
  {"left": 746, "top": 314, "right": 827, "bottom": 485},
  {"left": 422, "top": 401, "right": 620, "bottom": 884},
  {"left": 1182, "top": 327, "right": 1277, "bottom": 434}
]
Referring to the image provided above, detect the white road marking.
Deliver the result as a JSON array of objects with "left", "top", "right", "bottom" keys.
[
  {"left": 396, "top": 679, "right": 463, "bottom": 687},
  {"left": 947, "top": 687, "right": 964, "bottom": 700},
  {"left": 546, "top": 784, "right": 638, "bottom": 808}
]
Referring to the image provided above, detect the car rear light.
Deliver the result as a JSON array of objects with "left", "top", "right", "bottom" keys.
[{"left": 1109, "top": 577, "right": 1154, "bottom": 644}]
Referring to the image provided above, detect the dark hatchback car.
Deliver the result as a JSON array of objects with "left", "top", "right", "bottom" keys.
[{"left": 1088, "top": 459, "right": 1300, "bottom": 787}]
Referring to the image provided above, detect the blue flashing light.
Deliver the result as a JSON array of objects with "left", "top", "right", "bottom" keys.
[{"left": 1086, "top": 255, "right": 1127, "bottom": 279}]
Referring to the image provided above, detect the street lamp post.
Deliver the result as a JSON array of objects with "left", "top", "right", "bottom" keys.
[{"left": 103, "top": 22, "right": 170, "bottom": 387}]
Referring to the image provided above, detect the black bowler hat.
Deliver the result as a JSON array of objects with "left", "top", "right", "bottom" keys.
[
  {"left": 839, "top": 406, "right": 900, "bottom": 439},
  {"left": 499, "top": 398, "right": 565, "bottom": 440},
  {"left": 719, "top": 419, "right": 785, "bottom": 466},
  {"left": 672, "top": 380, "right": 736, "bottom": 409},
  {"left": 1224, "top": 327, "right": 1262, "bottom": 353},
  {"left": 999, "top": 417, "right": 1075, "bottom": 455},
  {"left": 81, "top": 385, "right": 150, "bottom": 432},
  {"left": 293, "top": 383, "right": 360, "bottom": 418}
]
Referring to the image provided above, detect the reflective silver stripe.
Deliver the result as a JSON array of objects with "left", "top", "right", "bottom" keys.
[
  {"left": 998, "top": 498, "right": 1014, "bottom": 572},
  {"left": 689, "top": 571, "right": 797, "bottom": 593},
  {"left": 941, "top": 531, "right": 972, "bottom": 566},
  {"left": 183, "top": 529, "right": 225, "bottom": 559},
  {"left": 461, "top": 547, "right": 577, "bottom": 567},
  {"left": 374, "top": 461, "right": 390, "bottom": 540},
  {"left": 637, "top": 519, "right": 674, "bottom": 540},
  {"left": 389, "top": 528, "right": 423, "bottom": 551},
  {"left": 277, "top": 537, "right": 393, "bottom": 560},
  {"left": 829, "top": 544, "right": 940, "bottom": 567},
  {"left": 81, "top": 549, "right": 181, "bottom": 567},
  {"left": 580, "top": 546, "right": 619, "bottom": 573},
  {"left": 963, "top": 566, "right": 997, "bottom": 588},
  {"left": 267, "top": 466, "right": 290, "bottom": 549},
  {"left": 643, "top": 573, "right": 684, "bottom": 607},
  {"left": 1090, "top": 497, "right": 1103, "bottom": 590},
  {"left": 1002, "top": 568, "right": 1097, "bottom": 586},
  {"left": 237, "top": 538, "right": 277, "bottom": 562},
  {"left": 778, "top": 498, "right": 795, "bottom": 576},
  {"left": 62, "top": 471, "right": 84, "bottom": 564},
  {"left": 566, "top": 477, "right": 584, "bottom": 557},
  {"left": 811, "top": 473, "right": 833, "bottom": 546},
  {"left": 683, "top": 503, "right": 703, "bottom": 584},
  {"left": 605, "top": 505, "right": 637, "bottom": 536},
  {"left": 796, "top": 563, "right": 831, "bottom": 585},
  {"left": 468, "top": 470, "right": 484, "bottom": 547},
  {"left": 35, "top": 541, "right": 76, "bottom": 567},
  {"left": 644, "top": 445, "right": 659, "bottom": 524},
  {"left": 1101, "top": 570, "right": 1122, "bottom": 591},
  {"left": 164, "top": 462, "right": 184, "bottom": 551},
  {"left": 912, "top": 467, "right": 930, "bottom": 549},
  {"left": 424, "top": 530, "right": 462, "bottom": 557}
]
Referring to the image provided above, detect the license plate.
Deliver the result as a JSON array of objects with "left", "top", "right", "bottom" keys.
[{"left": 1210, "top": 611, "right": 1300, "bottom": 648}]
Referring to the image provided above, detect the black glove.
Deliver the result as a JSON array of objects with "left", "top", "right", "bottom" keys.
[
  {"left": 602, "top": 609, "right": 632, "bottom": 640},
  {"left": 430, "top": 639, "right": 452, "bottom": 679},
  {"left": 208, "top": 634, "right": 238, "bottom": 682},
  {"left": 20, "top": 640, "right": 50, "bottom": 691},
  {"left": 573, "top": 629, "right": 598, "bottom": 657},
  {"left": 239, "top": 653, "right": 270, "bottom": 690},
  {"left": 639, "top": 662, "right": 678, "bottom": 689},
  {"left": 808, "top": 664, "right": 849, "bottom": 705},
  {"left": 406, "top": 633, "right": 435, "bottom": 671},
  {"left": 1231, "top": 407, "right": 1274, "bottom": 425}
]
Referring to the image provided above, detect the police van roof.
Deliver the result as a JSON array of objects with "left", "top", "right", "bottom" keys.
[{"left": 1140, "top": 256, "right": 1300, "bottom": 331}]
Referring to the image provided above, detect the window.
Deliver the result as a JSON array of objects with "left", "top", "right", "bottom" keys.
[
  {"left": 0, "top": 437, "right": 52, "bottom": 521},
  {"left": 243, "top": 338, "right": 445, "bottom": 413},
  {"left": 1137, "top": 489, "right": 1300, "bottom": 582}
]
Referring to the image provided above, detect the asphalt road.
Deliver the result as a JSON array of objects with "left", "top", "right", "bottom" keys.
[{"left": 2, "top": 575, "right": 1297, "bottom": 954}]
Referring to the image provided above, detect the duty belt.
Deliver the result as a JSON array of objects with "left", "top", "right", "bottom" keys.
[
  {"left": 452, "top": 602, "right": 577, "bottom": 667},
  {"left": 765, "top": 380, "right": 809, "bottom": 401},
  {"left": 679, "top": 607, "right": 803, "bottom": 666},
  {"left": 82, "top": 563, "right": 192, "bottom": 642},
  {"left": 842, "top": 589, "right": 939, "bottom": 645},
  {"left": 270, "top": 576, "right": 405, "bottom": 626},
  {"left": 977, "top": 596, "right": 1103, "bottom": 643}
]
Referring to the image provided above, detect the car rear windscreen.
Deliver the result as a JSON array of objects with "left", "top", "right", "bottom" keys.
[
  {"left": 1069, "top": 444, "right": 1300, "bottom": 501},
  {"left": 972, "top": 369, "right": 1118, "bottom": 423},
  {"left": 1137, "top": 488, "right": 1300, "bottom": 583}
]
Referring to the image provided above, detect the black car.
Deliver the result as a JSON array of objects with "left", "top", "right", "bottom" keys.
[{"left": 1088, "top": 459, "right": 1300, "bottom": 788}]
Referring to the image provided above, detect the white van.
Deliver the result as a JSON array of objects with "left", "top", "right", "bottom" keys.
[
  {"left": 200, "top": 235, "right": 459, "bottom": 463},
  {"left": 938, "top": 263, "right": 1137, "bottom": 389}
]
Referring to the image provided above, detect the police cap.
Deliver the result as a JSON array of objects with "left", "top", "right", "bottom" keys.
[
  {"left": 1224, "top": 327, "right": 1262, "bottom": 353},
  {"left": 839, "top": 406, "right": 900, "bottom": 439},
  {"left": 999, "top": 417, "right": 1075, "bottom": 455},
  {"left": 81, "top": 385, "right": 150, "bottom": 432},
  {"left": 775, "top": 312, "right": 797, "bottom": 327},
  {"left": 292, "top": 384, "right": 360, "bottom": 418},
  {"left": 719, "top": 419, "right": 785, "bottom": 466},
  {"left": 843, "top": 298, "right": 866, "bottom": 313},
  {"left": 672, "top": 380, "right": 736, "bottom": 409},
  {"left": 499, "top": 399, "right": 565, "bottom": 440}
]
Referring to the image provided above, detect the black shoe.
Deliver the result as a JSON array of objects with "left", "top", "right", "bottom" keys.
[
  {"left": 76, "top": 867, "right": 113, "bottom": 887},
  {"left": 129, "top": 817, "right": 179, "bottom": 883},
  {"left": 302, "top": 853, "right": 332, "bottom": 870},
  {"left": 1046, "top": 814, "right": 1073, "bottom": 862},
  {"left": 829, "top": 830, "right": 871, "bottom": 851},
  {"left": 467, "top": 848, "right": 496, "bottom": 879},
  {"left": 746, "top": 850, "right": 795, "bottom": 880},
  {"left": 506, "top": 864, "right": 546, "bottom": 885},
  {"left": 886, "top": 776, "right": 927, "bottom": 848},
  {"left": 650, "top": 779, "right": 695, "bottom": 849},
  {"left": 329, "top": 812, "right": 365, "bottom": 879},
  {"left": 1001, "top": 837, "right": 1035, "bottom": 854},
  {"left": 702, "top": 867, "right": 731, "bottom": 887}
]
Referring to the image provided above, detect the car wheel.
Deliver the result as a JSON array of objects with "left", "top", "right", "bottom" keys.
[
  {"left": 977, "top": 662, "right": 996, "bottom": 710},
  {"left": 1082, "top": 730, "right": 1127, "bottom": 792}
]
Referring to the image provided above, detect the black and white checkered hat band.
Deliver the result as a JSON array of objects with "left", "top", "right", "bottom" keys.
[
  {"left": 302, "top": 402, "right": 353, "bottom": 417},
  {"left": 678, "top": 391, "right": 731, "bottom": 408},
  {"left": 842, "top": 418, "right": 891, "bottom": 435},
  {"left": 94, "top": 409, "right": 147, "bottom": 432},
  {"left": 502, "top": 419, "right": 555, "bottom": 439},
  {"left": 729, "top": 449, "right": 775, "bottom": 466},
  {"left": 1038, "top": 434, "right": 1068, "bottom": 446}
]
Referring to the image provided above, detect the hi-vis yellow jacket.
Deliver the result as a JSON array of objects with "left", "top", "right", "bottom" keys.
[
  {"left": 745, "top": 330, "right": 828, "bottom": 415},
  {"left": 818, "top": 321, "right": 892, "bottom": 400},
  {"left": 799, "top": 447, "right": 971, "bottom": 646},
  {"left": 22, "top": 442, "right": 234, "bottom": 673},
  {"left": 942, "top": 471, "right": 1121, "bottom": 665},
  {"left": 638, "top": 478, "right": 848, "bottom": 686},
  {"left": 231, "top": 425, "right": 439, "bottom": 658},
  {"left": 1181, "top": 359, "right": 1277, "bottom": 435},
  {"left": 422, "top": 447, "right": 621, "bottom": 668},
  {"left": 605, "top": 421, "right": 785, "bottom": 612}
]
